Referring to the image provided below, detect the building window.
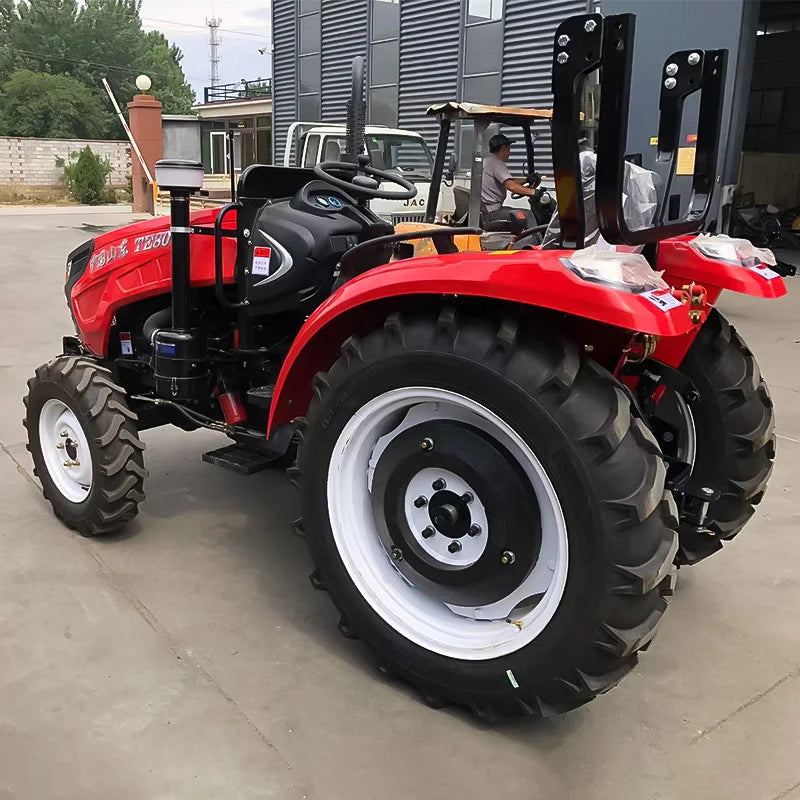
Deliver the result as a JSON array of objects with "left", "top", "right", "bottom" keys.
[
  {"left": 467, "top": 0, "right": 503, "bottom": 24},
  {"left": 369, "top": 0, "right": 399, "bottom": 127},
  {"left": 299, "top": 14, "right": 321, "bottom": 55},
  {"left": 457, "top": 0, "right": 503, "bottom": 168},
  {"left": 299, "top": 94, "right": 321, "bottom": 121},
  {"left": 461, "top": 0, "right": 503, "bottom": 105},
  {"left": 297, "top": 0, "right": 320, "bottom": 122},
  {"left": 299, "top": 54, "right": 321, "bottom": 94},
  {"left": 373, "top": 0, "right": 400, "bottom": 40}
]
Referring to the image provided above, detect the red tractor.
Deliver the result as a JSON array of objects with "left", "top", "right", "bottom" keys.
[{"left": 24, "top": 13, "right": 782, "bottom": 721}]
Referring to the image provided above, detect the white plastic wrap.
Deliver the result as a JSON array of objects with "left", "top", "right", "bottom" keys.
[
  {"left": 564, "top": 245, "right": 669, "bottom": 292},
  {"left": 690, "top": 233, "right": 777, "bottom": 267},
  {"left": 542, "top": 149, "right": 658, "bottom": 249}
]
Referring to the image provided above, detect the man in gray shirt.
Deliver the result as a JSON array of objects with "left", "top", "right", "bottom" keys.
[{"left": 481, "top": 134, "right": 538, "bottom": 226}]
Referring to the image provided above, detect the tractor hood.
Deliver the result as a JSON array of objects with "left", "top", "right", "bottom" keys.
[{"left": 64, "top": 208, "right": 223, "bottom": 308}]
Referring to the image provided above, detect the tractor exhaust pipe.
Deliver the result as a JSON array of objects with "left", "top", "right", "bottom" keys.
[
  {"left": 152, "top": 160, "right": 210, "bottom": 404},
  {"left": 154, "top": 160, "right": 204, "bottom": 330}
]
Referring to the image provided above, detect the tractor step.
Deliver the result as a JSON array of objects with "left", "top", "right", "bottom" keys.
[
  {"left": 246, "top": 385, "right": 274, "bottom": 409},
  {"left": 202, "top": 444, "right": 275, "bottom": 475}
]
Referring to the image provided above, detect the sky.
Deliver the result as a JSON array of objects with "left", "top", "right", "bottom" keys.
[{"left": 139, "top": 0, "right": 272, "bottom": 102}]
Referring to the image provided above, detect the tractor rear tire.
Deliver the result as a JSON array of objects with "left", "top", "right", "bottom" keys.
[
  {"left": 672, "top": 309, "right": 776, "bottom": 565},
  {"left": 24, "top": 356, "right": 146, "bottom": 536},
  {"left": 294, "top": 310, "right": 677, "bottom": 721}
]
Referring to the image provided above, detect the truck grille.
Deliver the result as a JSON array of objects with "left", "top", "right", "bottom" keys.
[{"left": 391, "top": 212, "right": 427, "bottom": 225}]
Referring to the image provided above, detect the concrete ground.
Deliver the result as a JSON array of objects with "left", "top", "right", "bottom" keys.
[{"left": 0, "top": 207, "right": 798, "bottom": 800}]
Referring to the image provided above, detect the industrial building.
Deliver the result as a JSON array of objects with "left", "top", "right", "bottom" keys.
[{"left": 270, "top": 0, "right": 800, "bottom": 215}]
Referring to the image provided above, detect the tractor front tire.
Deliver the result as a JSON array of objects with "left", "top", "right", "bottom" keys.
[
  {"left": 673, "top": 310, "right": 776, "bottom": 565},
  {"left": 24, "top": 356, "right": 146, "bottom": 536},
  {"left": 294, "top": 310, "right": 677, "bottom": 721}
]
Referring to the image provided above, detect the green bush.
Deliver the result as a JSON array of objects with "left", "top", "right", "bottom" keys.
[{"left": 56, "top": 146, "right": 113, "bottom": 205}]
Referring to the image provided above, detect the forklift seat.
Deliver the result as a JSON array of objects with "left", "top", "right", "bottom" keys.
[{"left": 453, "top": 186, "right": 470, "bottom": 225}]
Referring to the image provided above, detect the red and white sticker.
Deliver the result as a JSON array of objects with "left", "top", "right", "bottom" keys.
[
  {"left": 119, "top": 331, "right": 133, "bottom": 355},
  {"left": 641, "top": 289, "right": 683, "bottom": 312},
  {"left": 750, "top": 265, "right": 780, "bottom": 281},
  {"left": 252, "top": 246, "right": 272, "bottom": 277}
]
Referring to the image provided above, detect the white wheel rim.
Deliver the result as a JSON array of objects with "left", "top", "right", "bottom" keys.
[
  {"left": 38, "top": 399, "right": 93, "bottom": 503},
  {"left": 327, "top": 387, "right": 569, "bottom": 660}
]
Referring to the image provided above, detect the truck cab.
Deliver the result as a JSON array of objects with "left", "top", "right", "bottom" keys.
[{"left": 283, "top": 122, "right": 455, "bottom": 226}]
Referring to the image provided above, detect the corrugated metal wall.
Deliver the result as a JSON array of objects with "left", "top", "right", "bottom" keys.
[
  {"left": 321, "top": 0, "right": 369, "bottom": 120},
  {"left": 503, "top": 0, "right": 588, "bottom": 176},
  {"left": 398, "top": 0, "right": 462, "bottom": 148},
  {"left": 272, "top": 0, "right": 589, "bottom": 170},
  {"left": 272, "top": 0, "right": 296, "bottom": 165}
]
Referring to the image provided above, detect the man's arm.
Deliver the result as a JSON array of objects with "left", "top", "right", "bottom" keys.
[{"left": 503, "top": 178, "right": 536, "bottom": 197}]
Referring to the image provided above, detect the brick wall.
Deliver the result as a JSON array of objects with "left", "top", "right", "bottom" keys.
[{"left": 0, "top": 137, "right": 131, "bottom": 187}]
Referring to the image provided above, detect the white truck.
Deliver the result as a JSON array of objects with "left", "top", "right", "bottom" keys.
[{"left": 282, "top": 122, "right": 455, "bottom": 226}]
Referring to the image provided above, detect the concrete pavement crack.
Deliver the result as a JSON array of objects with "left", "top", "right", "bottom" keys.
[
  {"left": 0, "top": 438, "right": 39, "bottom": 488},
  {"left": 691, "top": 663, "right": 800, "bottom": 744},
  {"left": 771, "top": 777, "right": 800, "bottom": 800},
  {"left": 0, "top": 436, "right": 293, "bottom": 771}
]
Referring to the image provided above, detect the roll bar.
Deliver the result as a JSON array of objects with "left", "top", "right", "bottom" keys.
[
  {"left": 424, "top": 103, "right": 544, "bottom": 227},
  {"left": 550, "top": 13, "right": 728, "bottom": 247}
]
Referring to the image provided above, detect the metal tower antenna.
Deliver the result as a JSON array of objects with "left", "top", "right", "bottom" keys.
[{"left": 207, "top": 16, "right": 222, "bottom": 87}]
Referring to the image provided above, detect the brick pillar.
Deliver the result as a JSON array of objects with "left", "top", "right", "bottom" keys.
[{"left": 127, "top": 94, "right": 163, "bottom": 213}]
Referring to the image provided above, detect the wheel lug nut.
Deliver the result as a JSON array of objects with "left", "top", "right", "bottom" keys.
[
  {"left": 422, "top": 526, "right": 435, "bottom": 539},
  {"left": 468, "top": 524, "right": 481, "bottom": 537},
  {"left": 420, "top": 438, "right": 434, "bottom": 452},
  {"left": 432, "top": 478, "right": 446, "bottom": 491},
  {"left": 500, "top": 550, "right": 516, "bottom": 565},
  {"left": 56, "top": 442, "right": 65, "bottom": 449},
  {"left": 60, "top": 430, "right": 68, "bottom": 438},
  {"left": 448, "top": 541, "right": 462, "bottom": 554},
  {"left": 414, "top": 496, "right": 428, "bottom": 508},
  {"left": 461, "top": 491, "right": 473, "bottom": 504},
  {"left": 390, "top": 547, "right": 403, "bottom": 561}
]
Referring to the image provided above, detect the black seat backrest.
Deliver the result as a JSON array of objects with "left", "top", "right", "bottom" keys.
[
  {"left": 453, "top": 186, "right": 470, "bottom": 224},
  {"left": 237, "top": 164, "right": 318, "bottom": 201}
]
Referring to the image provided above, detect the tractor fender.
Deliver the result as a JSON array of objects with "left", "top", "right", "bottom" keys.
[
  {"left": 658, "top": 237, "right": 787, "bottom": 298},
  {"left": 267, "top": 248, "right": 695, "bottom": 432}
]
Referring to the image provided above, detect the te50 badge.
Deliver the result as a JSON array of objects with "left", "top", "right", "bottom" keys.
[
  {"left": 88, "top": 231, "right": 172, "bottom": 274},
  {"left": 134, "top": 231, "right": 171, "bottom": 253}
]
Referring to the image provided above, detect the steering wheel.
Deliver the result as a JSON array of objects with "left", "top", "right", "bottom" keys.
[
  {"left": 314, "top": 155, "right": 417, "bottom": 200},
  {"left": 511, "top": 172, "right": 543, "bottom": 200}
]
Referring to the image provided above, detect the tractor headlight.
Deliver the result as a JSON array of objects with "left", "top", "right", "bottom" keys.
[
  {"left": 563, "top": 246, "right": 668, "bottom": 293},
  {"left": 690, "top": 234, "right": 777, "bottom": 268}
]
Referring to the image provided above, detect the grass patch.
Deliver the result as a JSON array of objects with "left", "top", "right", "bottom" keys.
[{"left": 0, "top": 184, "right": 76, "bottom": 205}]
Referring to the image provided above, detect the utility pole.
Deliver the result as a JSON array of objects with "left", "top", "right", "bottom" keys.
[{"left": 207, "top": 16, "right": 222, "bottom": 87}]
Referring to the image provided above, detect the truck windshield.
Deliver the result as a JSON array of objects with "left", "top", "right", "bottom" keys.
[
  {"left": 365, "top": 135, "right": 433, "bottom": 178},
  {"left": 317, "top": 133, "right": 434, "bottom": 179}
]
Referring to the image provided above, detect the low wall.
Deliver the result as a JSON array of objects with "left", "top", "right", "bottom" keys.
[{"left": 0, "top": 137, "right": 131, "bottom": 187}]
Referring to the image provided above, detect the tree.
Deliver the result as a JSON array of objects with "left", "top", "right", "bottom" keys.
[
  {"left": 58, "top": 145, "right": 114, "bottom": 204},
  {"left": 0, "top": 0, "right": 196, "bottom": 138},
  {"left": 139, "top": 30, "right": 195, "bottom": 115},
  {"left": 3, "top": 0, "right": 83, "bottom": 80},
  {"left": 0, "top": 70, "right": 111, "bottom": 139}
]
